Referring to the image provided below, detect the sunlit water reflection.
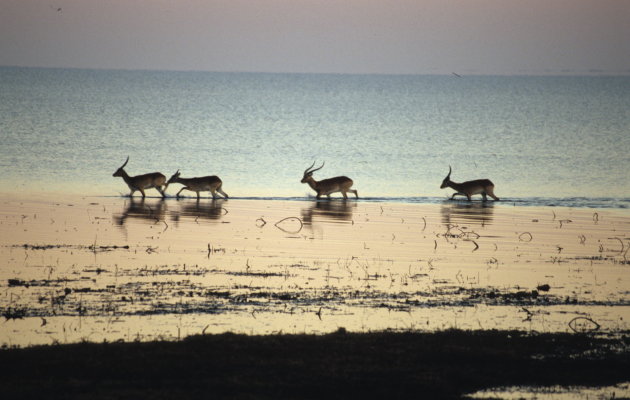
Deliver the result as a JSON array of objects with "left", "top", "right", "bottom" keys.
[{"left": 1, "top": 194, "right": 629, "bottom": 347}]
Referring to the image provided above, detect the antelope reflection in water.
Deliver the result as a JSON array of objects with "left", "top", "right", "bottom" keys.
[
  {"left": 441, "top": 201, "right": 495, "bottom": 228},
  {"left": 171, "top": 199, "right": 227, "bottom": 226},
  {"left": 114, "top": 197, "right": 167, "bottom": 227},
  {"left": 301, "top": 200, "right": 356, "bottom": 226}
]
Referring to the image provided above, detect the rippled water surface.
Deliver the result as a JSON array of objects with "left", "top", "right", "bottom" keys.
[{"left": 1, "top": 67, "right": 629, "bottom": 201}]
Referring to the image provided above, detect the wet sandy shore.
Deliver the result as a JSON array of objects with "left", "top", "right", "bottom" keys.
[{"left": 1, "top": 193, "right": 629, "bottom": 347}]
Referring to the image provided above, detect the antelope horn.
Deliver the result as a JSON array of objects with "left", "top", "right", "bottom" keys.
[
  {"left": 310, "top": 161, "right": 325, "bottom": 174},
  {"left": 120, "top": 156, "right": 130, "bottom": 169},
  {"left": 304, "top": 161, "right": 316, "bottom": 175},
  {"left": 446, "top": 165, "right": 452, "bottom": 180}
]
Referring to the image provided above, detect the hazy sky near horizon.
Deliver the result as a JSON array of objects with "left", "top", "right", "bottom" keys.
[{"left": 1, "top": 0, "right": 629, "bottom": 75}]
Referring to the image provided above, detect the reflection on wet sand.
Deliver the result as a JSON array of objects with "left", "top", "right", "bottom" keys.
[
  {"left": 301, "top": 200, "right": 356, "bottom": 225},
  {"left": 114, "top": 198, "right": 227, "bottom": 228},
  {"left": 114, "top": 197, "right": 167, "bottom": 226},
  {"left": 2, "top": 195, "right": 630, "bottom": 347},
  {"left": 440, "top": 201, "right": 495, "bottom": 227},
  {"left": 171, "top": 199, "right": 227, "bottom": 225}
]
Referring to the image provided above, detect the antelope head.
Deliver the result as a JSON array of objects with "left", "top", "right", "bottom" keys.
[
  {"left": 440, "top": 166, "right": 452, "bottom": 189},
  {"left": 113, "top": 156, "right": 130, "bottom": 177},
  {"left": 301, "top": 161, "right": 325, "bottom": 183},
  {"left": 167, "top": 170, "right": 181, "bottom": 185}
]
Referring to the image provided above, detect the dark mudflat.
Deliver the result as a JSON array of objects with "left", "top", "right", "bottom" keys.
[{"left": 1, "top": 329, "right": 629, "bottom": 399}]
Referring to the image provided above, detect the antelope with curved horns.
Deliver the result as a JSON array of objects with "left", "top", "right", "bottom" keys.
[
  {"left": 166, "top": 170, "right": 228, "bottom": 199},
  {"left": 112, "top": 156, "right": 166, "bottom": 198},
  {"left": 440, "top": 166, "right": 499, "bottom": 201},
  {"left": 301, "top": 161, "right": 358, "bottom": 199}
]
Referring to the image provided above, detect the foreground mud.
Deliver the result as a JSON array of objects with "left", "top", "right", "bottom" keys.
[{"left": 0, "top": 329, "right": 629, "bottom": 399}]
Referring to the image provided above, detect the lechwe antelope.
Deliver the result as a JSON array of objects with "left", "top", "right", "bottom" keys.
[
  {"left": 440, "top": 166, "right": 499, "bottom": 201},
  {"left": 112, "top": 157, "right": 166, "bottom": 198},
  {"left": 166, "top": 170, "right": 228, "bottom": 199},
  {"left": 301, "top": 161, "right": 358, "bottom": 199}
]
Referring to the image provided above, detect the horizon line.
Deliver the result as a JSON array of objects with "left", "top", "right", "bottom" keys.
[{"left": 2, "top": 64, "right": 630, "bottom": 78}]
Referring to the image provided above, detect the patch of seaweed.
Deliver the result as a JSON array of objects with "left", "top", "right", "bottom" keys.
[
  {"left": 12, "top": 243, "right": 130, "bottom": 252},
  {"left": 8, "top": 278, "right": 81, "bottom": 288}
]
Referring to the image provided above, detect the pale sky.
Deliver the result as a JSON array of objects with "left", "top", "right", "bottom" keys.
[{"left": 1, "top": 0, "right": 629, "bottom": 75}]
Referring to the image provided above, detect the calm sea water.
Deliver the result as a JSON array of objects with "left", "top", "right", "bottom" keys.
[{"left": 1, "top": 67, "right": 629, "bottom": 207}]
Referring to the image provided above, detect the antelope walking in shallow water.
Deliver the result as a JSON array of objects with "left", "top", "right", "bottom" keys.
[
  {"left": 440, "top": 166, "right": 499, "bottom": 201},
  {"left": 112, "top": 157, "right": 166, "bottom": 198},
  {"left": 301, "top": 161, "right": 358, "bottom": 199},
  {"left": 166, "top": 170, "right": 228, "bottom": 199}
]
